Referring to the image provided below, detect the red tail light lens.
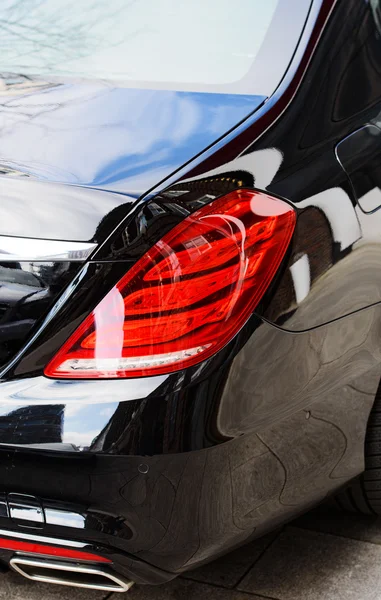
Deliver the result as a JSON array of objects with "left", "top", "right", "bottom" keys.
[
  {"left": 0, "top": 538, "right": 111, "bottom": 562},
  {"left": 45, "top": 190, "right": 295, "bottom": 379}
]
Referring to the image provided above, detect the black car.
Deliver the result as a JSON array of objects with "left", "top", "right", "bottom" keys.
[{"left": 0, "top": 0, "right": 380, "bottom": 592}]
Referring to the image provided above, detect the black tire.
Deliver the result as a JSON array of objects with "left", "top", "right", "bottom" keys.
[{"left": 335, "top": 386, "right": 381, "bottom": 515}]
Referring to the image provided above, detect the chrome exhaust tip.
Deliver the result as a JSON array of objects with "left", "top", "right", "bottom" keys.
[{"left": 10, "top": 556, "right": 134, "bottom": 593}]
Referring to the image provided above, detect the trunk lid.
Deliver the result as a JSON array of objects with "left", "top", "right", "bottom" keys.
[
  {"left": 0, "top": 76, "right": 264, "bottom": 370},
  {"left": 0, "top": 77, "right": 264, "bottom": 241}
]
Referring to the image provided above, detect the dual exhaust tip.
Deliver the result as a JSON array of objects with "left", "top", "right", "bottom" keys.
[{"left": 10, "top": 556, "right": 134, "bottom": 593}]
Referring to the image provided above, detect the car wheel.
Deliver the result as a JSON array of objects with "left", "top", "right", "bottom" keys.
[{"left": 336, "top": 387, "right": 381, "bottom": 515}]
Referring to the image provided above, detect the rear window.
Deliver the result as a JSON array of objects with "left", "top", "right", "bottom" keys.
[{"left": 0, "top": 0, "right": 312, "bottom": 95}]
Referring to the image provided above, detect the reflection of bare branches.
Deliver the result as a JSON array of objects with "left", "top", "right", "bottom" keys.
[
  {"left": 0, "top": 71, "right": 114, "bottom": 144},
  {"left": 0, "top": 0, "right": 142, "bottom": 78},
  {"left": 0, "top": 68, "right": 120, "bottom": 183}
]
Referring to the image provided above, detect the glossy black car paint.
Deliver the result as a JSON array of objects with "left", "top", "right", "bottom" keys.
[
  {"left": 0, "top": 0, "right": 380, "bottom": 586},
  {"left": 0, "top": 261, "right": 81, "bottom": 370}
]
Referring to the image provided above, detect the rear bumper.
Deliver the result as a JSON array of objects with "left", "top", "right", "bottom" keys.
[
  {"left": 0, "top": 309, "right": 380, "bottom": 583},
  {"left": 0, "top": 523, "right": 175, "bottom": 586}
]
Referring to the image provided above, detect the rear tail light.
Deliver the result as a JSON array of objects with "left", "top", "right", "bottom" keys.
[
  {"left": 45, "top": 190, "right": 295, "bottom": 379},
  {"left": 0, "top": 538, "right": 111, "bottom": 563}
]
